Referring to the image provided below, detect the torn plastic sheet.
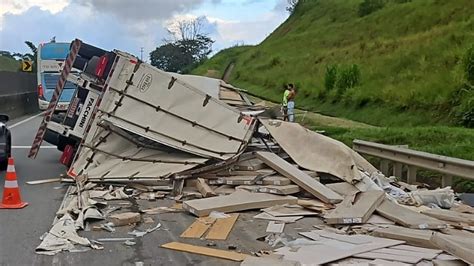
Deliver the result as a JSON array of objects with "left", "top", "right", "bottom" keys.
[
  {"left": 260, "top": 119, "right": 378, "bottom": 184},
  {"left": 404, "top": 187, "right": 455, "bottom": 209},
  {"left": 36, "top": 214, "right": 101, "bottom": 255}
]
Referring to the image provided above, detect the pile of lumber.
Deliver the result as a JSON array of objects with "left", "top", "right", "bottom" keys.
[{"left": 50, "top": 118, "right": 474, "bottom": 265}]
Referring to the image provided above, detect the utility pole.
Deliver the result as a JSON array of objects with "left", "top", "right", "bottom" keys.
[{"left": 140, "top": 47, "right": 144, "bottom": 61}]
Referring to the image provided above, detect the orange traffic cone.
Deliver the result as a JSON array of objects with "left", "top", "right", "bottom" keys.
[{"left": 0, "top": 157, "right": 28, "bottom": 209}]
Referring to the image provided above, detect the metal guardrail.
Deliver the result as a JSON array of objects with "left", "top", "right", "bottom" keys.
[{"left": 353, "top": 139, "right": 474, "bottom": 186}]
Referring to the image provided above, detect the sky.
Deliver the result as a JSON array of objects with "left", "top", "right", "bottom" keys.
[{"left": 0, "top": 0, "right": 290, "bottom": 60}]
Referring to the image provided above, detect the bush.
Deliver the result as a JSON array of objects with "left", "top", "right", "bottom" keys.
[
  {"left": 358, "top": 0, "right": 386, "bottom": 17},
  {"left": 324, "top": 65, "right": 338, "bottom": 91},
  {"left": 336, "top": 64, "right": 361, "bottom": 91},
  {"left": 464, "top": 45, "right": 474, "bottom": 84}
]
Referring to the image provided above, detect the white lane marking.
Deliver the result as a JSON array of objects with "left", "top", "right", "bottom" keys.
[
  {"left": 9, "top": 112, "right": 45, "bottom": 129},
  {"left": 12, "top": 146, "right": 56, "bottom": 149}
]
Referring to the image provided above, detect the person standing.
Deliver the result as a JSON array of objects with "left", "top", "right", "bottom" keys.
[
  {"left": 287, "top": 84, "right": 296, "bottom": 122},
  {"left": 282, "top": 84, "right": 290, "bottom": 121}
]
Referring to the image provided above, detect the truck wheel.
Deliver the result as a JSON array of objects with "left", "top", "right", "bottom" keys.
[{"left": 0, "top": 136, "right": 10, "bottom": 171}]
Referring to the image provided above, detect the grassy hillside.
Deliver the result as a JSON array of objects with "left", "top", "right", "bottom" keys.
[
  {"left": 0, "top": 56, "right": 20, "bottom": 72},
  {"left": 194, "top": 0, "right": 474, "bottom": 127}
]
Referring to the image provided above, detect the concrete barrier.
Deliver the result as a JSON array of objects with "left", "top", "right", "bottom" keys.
[{"left": 0, "top": 71, "right": 38, "bottom": 118}]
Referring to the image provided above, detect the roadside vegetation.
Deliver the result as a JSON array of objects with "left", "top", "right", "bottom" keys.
[{"left": 192, "top": 0, "right": 474, "bottom": 191}]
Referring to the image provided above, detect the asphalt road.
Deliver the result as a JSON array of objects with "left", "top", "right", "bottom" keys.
[{"left": 0, "top": 113, "right": 68, "bottom": 265}]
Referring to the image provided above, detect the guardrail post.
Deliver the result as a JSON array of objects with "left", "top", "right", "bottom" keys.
[
  {"left": 407, "top": 166, "right": 417, "bottom": 184},
  {"left": 379, "top": 160, "right": 390, "bottom": 176},
  {"left": 442, "top": 174, "right": 453, "bottom": 187},
  {"left": 393, "top": 162, "right": 403, "bottom": 178}
]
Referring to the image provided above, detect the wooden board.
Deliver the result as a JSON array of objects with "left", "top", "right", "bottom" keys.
[
  {"left": 354, "top": 251, "right": 423, "bottom": 264},
  {"left": 390, "top": 244, "right": 442, "bottom": 255},
  {"left": 372, "top": 226, "right": 437, "bottom": 249},
  {"left": 161, "top": 242, "right": 248, "bottom": 261},
  {"left": 205, "top": 214, "right": 239, "bottom": 240},
  {"left": 180, "top": 217, "right": 216, "bottom": 238},
  {"left": 421, "top": 209, "right": 474, "bottom": 225},
  {"left": 376, "top": 199, "right": 447, "bottom": 229},
  {"left": 326, "top": 182, "right": 360, "bottom": 196},
  {"left": 371, "top": 247, "right": 438, "bottom": 260},
  {"left": 263, "top": 204, "right": 319, "bottom": 217},
  {"left": 183, "top": 190, "right": 298, "bottom": 217},
  {"left": 256, "top": 151, "right": 343, "bottom": 204},
  {"left": 237, "top": 185, "right": 300, "bottom": 195},
  {"left": 233, "top": 158, "right": 266, "bottom": 171},
  {"left": 196, "top": 178, "right": 217, "bottom": 198},
  {"left": 209, "top": 175, "right": 292, "bottom": 186},
  {"left": 300, "top": 230, "right": 371, "bottom": 245},
  {"left": 324, "top": 190, "right": 385, "bottom": 224},
  {"left": 430, "top": 232, "right": 474, "bottom": 264}
]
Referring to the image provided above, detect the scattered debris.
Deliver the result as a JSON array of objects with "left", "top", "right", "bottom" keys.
[
  {"left": 161, "top": 242, "right": 248, "bottom": 262},
  {"left": 266, "top": 221, "right": 285, "bottom": 233},
  {"left": 108, "top": 212, "right": 141, "bottom": 227}
]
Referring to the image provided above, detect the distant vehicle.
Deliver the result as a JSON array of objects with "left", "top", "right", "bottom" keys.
[
  {"left": 0, "top": 114, "right": 11, "bottom": 170},
  {"left": 37, "top": 42, "right": 78, "bottom": 112}
]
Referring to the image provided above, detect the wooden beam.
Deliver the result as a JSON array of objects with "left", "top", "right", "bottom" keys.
[{"left": 256, "top": 151, "right": 343, "bottom": 204}]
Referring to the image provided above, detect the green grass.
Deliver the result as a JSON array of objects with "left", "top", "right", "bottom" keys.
[
  {"left": 0, "top": 56, "right": 20, "bottom": 72},
  {"left": 194, "top": 0, "right": 474, "bottom": 127}
]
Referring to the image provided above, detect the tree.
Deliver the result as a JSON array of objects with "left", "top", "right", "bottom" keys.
[{"left": 150, "top": 17, "right": 214, "bottom": 73}]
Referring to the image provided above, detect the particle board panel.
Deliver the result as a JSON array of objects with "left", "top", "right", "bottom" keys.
[
  {"left": 421, "top": 209, "right": 474, "bottom": 225},
  {"left": 253, "top": 212, "right": 303, "bottom": 223},
  {"left": 205, "top": 213, "right": 239, "bottom": 240},
  {"left": 266, "top": 221, "right": 285, "bottom": 233},
  {"left": 430, "top": 233, "right": 474, "bottom": 264},
  {"left": 196, "top": 178, "right": 217, "bottom": 198},
  {"left": 183, "top": 190, "right": 298, "bottom": 217},
  {"left": 376, "top": 199, "right": 447, "bottom": 229},
  {"left": 354, "top": 251, "right": 423, "bottom": 264},
  {"left": 180, "top": 217, "right": 216, "bottom": 238},
  {"left": 256, "top": 151, "right": 343, "bottom": 204},
  {"left": 390, "top": 244, "right": 442, "bottom": 255},
  {"left": 324, "top": 190, "right": 385, "bottom": 224},
  {"left": 161, "top": 242, "right": 248, "bottom": 261},
  {"left": 371, "top": 247, "right": 439, "bottom": 260},
  {"left": 326, "top": 182, "right": 360, "bottom": 196},
  {"left": 372, "top": 226, "right": 437, "bottom": 249}
]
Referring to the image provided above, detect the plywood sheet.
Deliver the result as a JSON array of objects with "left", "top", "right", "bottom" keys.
[
  {"left": 376, "top": 199, "right": 447, "bottom": 229},
  {"left": 253, "top": 212, "right": 303, "bottom": 223},
  {"left": 237, "top": 185, "right": 300, "bottom": 195},
  {"left": 372, "top": 226, "right": 437, "bottom": 249},
  {"left": 371, "top": 247, "right": 438, "bottom": 260},
  {"left": 180, "top": 216, "right": 216, "bottom": 238},
  {"left": 266, "top": 221, "right": 285, "bottom": 233},
  {"left": 183, "top": 190, "right": 297, "bottom": 217},
  {"left": 354, "top": 251, "right": 423, "bottom": 264},
  {"left": 205, "top": 214, "right": 239, "bottom": 240},
  {"left": 421, "top": 209, "right": 474, "bottom": 225},
  {"left": 161, "top": 242, "right": 248, "bottom": 261},
  {"left": 324, "top": 191, "right": 385, "bottom": 224},
  {"left": 326, "top": 182, "right": 360, "bottom": 196},
  {"left": 256, "top": 151, "right": 343, "bottom": 204},
  {"left": 430, "top": 233, "right": 474, "bottom": 264},
  {"left": 263, "top": 204, "right": 319, "bottom": 217}
]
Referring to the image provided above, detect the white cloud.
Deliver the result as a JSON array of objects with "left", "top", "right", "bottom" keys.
[{"left": 0, "top": 0, "right": 69, "bottom": 28}]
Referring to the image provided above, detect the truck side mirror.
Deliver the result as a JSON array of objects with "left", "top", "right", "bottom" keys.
[{"left": 0, "top": 114, "right": 9, "bottom": 123}]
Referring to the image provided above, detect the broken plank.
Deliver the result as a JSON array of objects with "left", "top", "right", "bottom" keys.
[
  {"left": 376, "top": 199, "right": 447, "bottom": 229},
  {"left": 372, "top": 226, "right": 438, "bottom": 249},
  {"left": 256, "top": 151, "right": 343, "bottom": 204},
  {"left": 183, "top": 190, "right": 297, "bottom": 217},
  {"left": 180, "top": 217, "right": 216, "bottom": 238},
  {"left": 371, "top": 247, "right": 438, "bottom": 260},
  {"left": 300, "top": 230, "right": 371, "bottom": 245},
  {"left": 390, "top": 244, "right": 442, "bottom": 255},
  {"left": 161, "top": 242, "right": 248, "bottom": 261},
  {"left": 233, "top": 158, "right": 266, "bottom": 171},
  {"left": 108, "top": 212, "right": 141, "bottom": 226},
  {"left": 263, "top": 204, "right": 318, "bottom": 217},
  {"left": 354, "top": 251, "right": 423, "bottom": 264},
  {"left": 324, "top": 190, "right": 385, "bottom": 224},
  {"left": 430, "top": 232, "right": 474, "bottom": 264},
  {"left": 205, "top": 214, "right": 239, "bottom": 240},
  {"left": 237, "top": 185, "right": 300, "bottom": 195},
  {"left": 421, "top": 209, "right": 474, "bottom": 226},
  {"left": 196, "top": 178, "right": 217, "bottom": 198}
]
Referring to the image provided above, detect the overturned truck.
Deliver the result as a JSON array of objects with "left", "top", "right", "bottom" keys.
[{"left": 29, "top": 39, "right": 259, "bottom": 182}]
